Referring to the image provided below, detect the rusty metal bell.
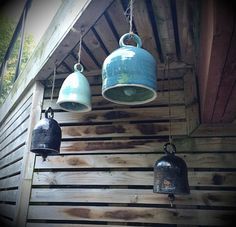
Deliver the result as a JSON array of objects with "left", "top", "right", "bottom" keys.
[
  {"left": 30, "top": 107, "right": 61, "bottom": 160},
  {"left": 153, "top": 143, "right": 190, "bottom": 195}
]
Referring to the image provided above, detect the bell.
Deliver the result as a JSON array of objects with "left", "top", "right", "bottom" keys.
[
  {"left": 30, "top": 107, "right": 61, "bottom": 160},
  {"left": 153, "top": 143, "right": 190, "bottom": 195},
  {"left": 57, "top": 63, "right": 91, "bottom": 112},
  {"left": 102, "top": 33, "right": 157, "bottom": 105}
]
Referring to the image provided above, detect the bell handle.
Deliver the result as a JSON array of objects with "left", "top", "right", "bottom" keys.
[
  {"left": 74, "top": 63, "right": 84, "bottom": 73},
  {"left": 164, "top": 142, "right": 176, "bottom": 155},
  {"left": 119, "top": 33, "right": 142, "bottom": 48},
  {"left": 45, "top": 107, "right": 54, "bottom": 119}
]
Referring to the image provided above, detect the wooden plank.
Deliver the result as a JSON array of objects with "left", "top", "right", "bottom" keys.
[
  {"left": 107, "top": 0, "right": 129, "bottom": 38},
  {"left": 0, "top": 104, "right": 30, "bottom": 144},
  {"left": 0, "top": 119, "right": 29, "bottom": 151},
  {"left": 152, "top": 0, "right": 176, "bottom": 57},
  {"left": 184, "top": 70, "right": 200, "bottom": 134},
  {"left": 0, "top": 204, "right": 16, "bottom": 219},
  {"left": 133, "top": 0, "right": 160, "bottom": 62},
  {"left": 198, "top": 0, "right": 235, "bottom": 123},
  {"left": 30, "top": 188, "right": 236, "bottom": 207},
  {"left": 83, "top": 29, "right": 107, "bottom": 67},
  {"left": 212, "top": 20, "right": 236, "bottom": 122},
  {"left": 59, "top": 137, "right": 236, "bottom": 154},
  {"left": 0, "top": 145, "right": 25, "bottom": 169},
  {"left": 0, "top": 189, "right": 18, "bottom": 202},
  {"left": 0, "top": 174, "right": 21, "bottom": 189},
  {"left": 34, "top": 153, "right": 236, "bottom": 170},
  {"left": 43, "top": 78, "right": 184, "bottom": 98},
  {"left": 43, "top": 90, "right": 185, "bottom": 110},
  {"left": 53, "top": 106, "right": 186, "bottom": 124},
  {"left": 0, "top": 159, "right": 23, "bottom": 179},
  {"left": 222, "top": 82, "right": 236, "bottom": 122},
  {"left": 0, "top": 95, "right": 32, "bottom": 139},
  {"left": 60, "top": 122, "right": 187, "bottom": 139},
  {"left": 27, "top": 205, "right": 235, "bottom": 226},
  {"left": 27, "top": 223, "right": 138, "bottom": 227},
  {"left": 175, "top": 0, "right": 195, "bottom": 64},
  {"left": 0, "top": 131, "right": 27, "bottom": 160},
  {"left": 94, "top": 15, "right": 119, "bottom": 53},
  {"left": 191, "top": 124, "right": 236, "bottom": 137},
  {"left": 32, "top": 171, "right": 236, "bottom": 187}
]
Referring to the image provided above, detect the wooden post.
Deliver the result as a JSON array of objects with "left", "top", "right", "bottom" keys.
[{"left": 14, "top": 81, "right": 44, "bottom": 227}]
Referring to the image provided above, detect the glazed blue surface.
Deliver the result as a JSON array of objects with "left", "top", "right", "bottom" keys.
[{"left": 102, "top": 33, "right": 157, "bottom": 105}]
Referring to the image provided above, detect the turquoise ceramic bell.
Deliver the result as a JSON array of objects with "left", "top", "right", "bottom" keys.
[
  {"left": 102, "top": 33, "right": 157, "bottom": 105},
  {"left": 57, "top": 63, "right": 91, "bottom": 112}
]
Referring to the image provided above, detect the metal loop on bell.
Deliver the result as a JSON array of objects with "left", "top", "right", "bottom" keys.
[
  {"left": 119, "top": 33, "right": 142, "bottom": 48},
  {"left": 45, "top": 107, "right": 54, "bottom": 119},
  {"left": 163, "top": 142, "right": 176, "bottom": 155},
  {"left": 74, "top": 63, "right": 84, "bottom": 72}
]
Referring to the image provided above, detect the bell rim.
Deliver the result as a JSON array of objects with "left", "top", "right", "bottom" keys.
[
  {"left": 102, "top": 83, "right": 157, "bottom": 105},
  {"left": 57, "top": 100, "right": 92, "bottom": 113},
  {"left": 30, "top": 147, "right": 60, "bottom": 155}
]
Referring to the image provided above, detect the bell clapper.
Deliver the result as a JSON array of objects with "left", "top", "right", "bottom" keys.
[{"left": 168, "top": 193, "right": 175, "bottom": 207}]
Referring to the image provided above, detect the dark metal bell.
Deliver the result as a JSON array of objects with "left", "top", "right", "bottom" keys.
[
  {"left": 30, "top": 107, "right": 61, "bottom": 160},
  {"left": 153, "top": 143, "right": 190, "bottom": 195}
]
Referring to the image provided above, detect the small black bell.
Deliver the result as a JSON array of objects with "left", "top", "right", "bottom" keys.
[
  {"left": 153, "top": 142, "right": 190, "bottom": 204},
  {"left": 30, "top": 107, "right": 61, "bottom": 161}
]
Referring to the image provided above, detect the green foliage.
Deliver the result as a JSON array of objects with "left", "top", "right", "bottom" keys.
[{"left": 0, "top": 15, "right": 35, "bottom": 105}]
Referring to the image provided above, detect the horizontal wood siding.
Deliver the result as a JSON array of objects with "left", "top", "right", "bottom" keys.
[
  {"left": 0, "top": 88, "right": 33, "bottom": 226},
  {"left": 27, "top": 69, "right": 235, "bottom": 226}
]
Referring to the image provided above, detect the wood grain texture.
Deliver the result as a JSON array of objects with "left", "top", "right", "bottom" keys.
[
  {"left": 60, "top": 122, "right": 187, "bottom": 138},
  {"left": 59, "top": 136, "right": 236, "bottom": 154},
  {"left": 35, "top": 153, "right": 236, "bottom": 169},
  {"left": 30, "top": 188, "right": 236, "bottom": 207},
  {"left": 32, "top": 171, "right": 236, "bottom": 187},
  {"left": 27, "top": 205, "right": 235, "bottom": 226},
  {"left": 43, "top": 90, "right": 185, "bottom": 110},
  {"left": 53, "top": 106, "right": 186, "bottom": 124}
]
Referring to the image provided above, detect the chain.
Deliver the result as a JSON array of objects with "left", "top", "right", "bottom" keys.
[{"left": 77, "top": 31, "right": 83, "bottom": 65}]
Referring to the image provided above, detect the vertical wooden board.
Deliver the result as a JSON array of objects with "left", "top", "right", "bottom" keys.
[
  {"left": 94, "top": 15, "right": 119, "bottom": 53},
  {"left": 107, "top": 0, "right": 129, "bottom": 37},
  {"left": 151, "top": 0, "right": 176, "bottom": 57}
]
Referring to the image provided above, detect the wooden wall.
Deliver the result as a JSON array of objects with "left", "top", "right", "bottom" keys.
[
  {"left": 0, "top": 82, "right": 44, "bottom": 227},
  {"left": 25, "top": 70, "right": 236, "bottom": 226}
]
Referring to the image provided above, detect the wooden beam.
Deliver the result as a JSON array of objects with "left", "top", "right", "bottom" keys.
[{"left": 197, "top": 0, "right": 235, "bottom": 123}]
